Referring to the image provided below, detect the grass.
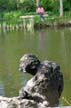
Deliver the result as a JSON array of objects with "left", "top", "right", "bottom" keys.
[{"left": 0, "top": 10, "right": 71, "bottom": 26}]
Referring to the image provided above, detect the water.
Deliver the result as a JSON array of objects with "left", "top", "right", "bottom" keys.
[{"left": 0, "top": 28, "right": 71, "bottom": 106}]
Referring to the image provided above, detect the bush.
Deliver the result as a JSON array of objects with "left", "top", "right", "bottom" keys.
[
  {"left": 3, "top": 11, "right": 22, "bottom": 24},
  {"left": 34, "top": 15, "right": 41, "bottom": 23}
]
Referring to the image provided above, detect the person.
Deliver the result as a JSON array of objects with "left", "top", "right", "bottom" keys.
[{"left": 36, "top": 6, "right": 44, "bottom": 19}]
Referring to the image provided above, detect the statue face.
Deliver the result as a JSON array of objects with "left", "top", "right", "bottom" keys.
[
  {"left": 19, "top": 54, "right": 40, "bottom": 75},
  {"left": 19, "top": 54, "right": 29, "bottom": 72}
]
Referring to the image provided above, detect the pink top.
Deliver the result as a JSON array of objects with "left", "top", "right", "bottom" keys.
[{"left": 36, "top": 7, "right": 44, "bottom": 14}]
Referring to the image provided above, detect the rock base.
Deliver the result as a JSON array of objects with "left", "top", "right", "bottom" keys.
[{"left": 0, "top": 96, "right": 48, "bottom": 108}]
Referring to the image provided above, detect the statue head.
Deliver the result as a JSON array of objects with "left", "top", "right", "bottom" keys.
[{"left": 19, "top": 54, "right": 40, "bottom": 75}]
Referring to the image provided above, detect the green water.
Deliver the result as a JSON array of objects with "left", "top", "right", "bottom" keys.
[{"left": 0, "top": 28, "right": 71, "bottom": 106}]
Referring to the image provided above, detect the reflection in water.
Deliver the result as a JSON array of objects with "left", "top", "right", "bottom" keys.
[
  {"left": 0, "top": 27, "right": 6, "bottom": 44},
  {"left": 38, "top": 30, "right": 46, "bottom": 54},
  {"left": 0, "top": 81, "right": 4, "bottom": 96},
  {"left": 0, "top": 29, "right": 6, "bottom": 96},
  {"left": 60, "top": 31, "right": 68, "bottom": 71}
]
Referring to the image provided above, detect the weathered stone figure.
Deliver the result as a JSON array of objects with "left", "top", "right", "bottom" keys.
[{"left": 19, "top": 54, "right": 64, "bottom": 107}]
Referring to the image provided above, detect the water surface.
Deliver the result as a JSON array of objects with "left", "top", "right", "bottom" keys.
[{"left": 0, "top": 28, "right": 71, "bottom": 106}]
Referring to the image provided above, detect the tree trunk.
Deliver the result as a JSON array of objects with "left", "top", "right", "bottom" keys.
[
  {"left": 36, "top": 0, "right": 39, "bottom": 7},
  {"left": 59, "top": 0, "right": 63, "bottom": 16},
  {"left": 16, "top": 0, "right": 19, "bottom": 9}
]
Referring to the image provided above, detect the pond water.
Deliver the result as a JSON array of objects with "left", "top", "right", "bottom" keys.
[{"left": 0, "top": 27, "right": 71, "bottom": 106}]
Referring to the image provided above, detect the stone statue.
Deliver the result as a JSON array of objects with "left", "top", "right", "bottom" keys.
[
  {"left": 0, "top": 54, "right": 64, "bottom": 108},
  {"left": 19, "top": 54, "right": 64, "bottom": 107}
]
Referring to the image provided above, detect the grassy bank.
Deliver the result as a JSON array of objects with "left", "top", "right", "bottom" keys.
[{"left": 0, "top": 10, "right": 71, "bottom": 30}]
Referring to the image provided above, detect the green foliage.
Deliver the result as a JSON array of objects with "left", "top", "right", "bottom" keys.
[
  {"left": 63, "top": 0, "right": 71, "bottom": 11},
  {"left": 34, "top": 15, "right": 41, "bottom": 23},
  {"left": 40, "top": 0, "right": 54, "bottom": 11},
  {"left": 0, "top": 0, "right": 71, "bottom": 19},
  {"left": 3, "top": 11, "right": 22, "bottom": 24},
  {"left": 19, "top": 0, "right": 36, "bottom": 13},
  {"left": 64, "top": 11, "right": 71, "bottom": 17},
  {"left": 7, "top": 0, "right": 17, "bottom": 11},
  {"left": 53, "top": 0, "right": 59, "bottom": 14},
  {"left": 0, "top": 0, "right": 8, "bottom": 11},
  {"left": 0, "top": 0, "right": 18, "bottom": 12}
]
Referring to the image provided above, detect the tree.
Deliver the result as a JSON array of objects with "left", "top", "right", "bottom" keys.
[
  {"left": 59, "top": 0, "right": 63, "bottom": 16},
  {"left": 36, "top": 0, "right": 39, "bottom": 7}
]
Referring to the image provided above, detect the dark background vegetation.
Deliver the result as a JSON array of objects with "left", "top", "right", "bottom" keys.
[{"left": 0, "top": 0, "right": 71, "bottom": 13}]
